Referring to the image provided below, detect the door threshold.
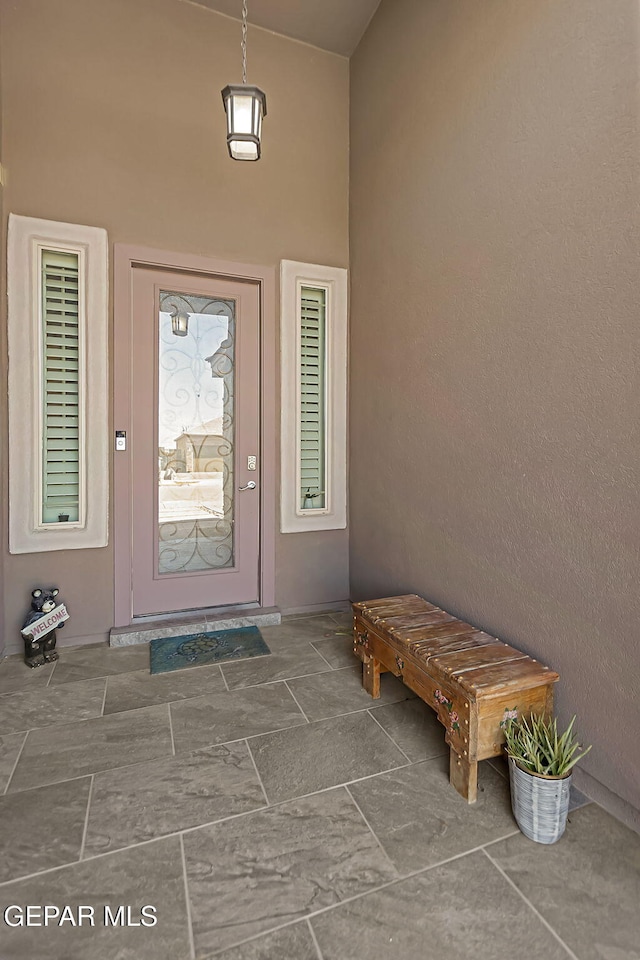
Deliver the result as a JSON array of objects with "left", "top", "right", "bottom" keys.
[{"left": 110, "top": 605, "right": 281, "bottom": 648}]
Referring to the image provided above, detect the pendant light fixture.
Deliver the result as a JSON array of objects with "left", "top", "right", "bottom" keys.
[{"left": 221, "top": 0, "right": 267, "bottom": 161}]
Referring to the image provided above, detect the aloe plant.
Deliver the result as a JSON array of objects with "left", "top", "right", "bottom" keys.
[{"left": 503, "top": 714, "right": 591, "bottom": 777}]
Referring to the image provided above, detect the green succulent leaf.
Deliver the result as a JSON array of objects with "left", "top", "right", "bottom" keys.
[{"left": 503, "top": 713, "right": 591, "bottom": 777}]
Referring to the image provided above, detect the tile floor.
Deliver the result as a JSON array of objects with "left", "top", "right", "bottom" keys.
[{"left": 0, "top": 612, "right": 638, "bottom": 960}]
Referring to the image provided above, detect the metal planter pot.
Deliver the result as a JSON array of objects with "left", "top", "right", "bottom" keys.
[{"left": 508, "top": 756, "right": 572, "bottom": 844}]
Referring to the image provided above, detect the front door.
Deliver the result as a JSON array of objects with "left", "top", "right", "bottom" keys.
[{"left": 130, "top": 266, "right": 260, "bottom": 616}]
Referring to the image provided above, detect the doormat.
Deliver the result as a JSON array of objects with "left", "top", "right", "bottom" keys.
[{"left": 150, "top": 626, "right": 270, "bottom": 675}]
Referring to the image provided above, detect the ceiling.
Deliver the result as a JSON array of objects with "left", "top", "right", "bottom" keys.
[{"left": 182, "top": 0, "right": 383, "bottom": 57}]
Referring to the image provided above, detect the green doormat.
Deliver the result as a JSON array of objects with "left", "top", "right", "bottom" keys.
[{"left": 150, "top": 626, "right": 270, "bottom": 675}]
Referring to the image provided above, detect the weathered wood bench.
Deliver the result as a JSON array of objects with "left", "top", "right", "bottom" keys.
[{"left": 352, "top": 595, "right": 559, "bottom": 803}]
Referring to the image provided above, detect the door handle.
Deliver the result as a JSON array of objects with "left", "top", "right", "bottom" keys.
[{"left": 239, "top": 481, "right": 257, "bottom": 491}]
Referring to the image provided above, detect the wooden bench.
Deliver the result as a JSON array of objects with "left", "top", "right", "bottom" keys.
[{"left": 352, "top": 595, "right": 559, "bottom": 803}]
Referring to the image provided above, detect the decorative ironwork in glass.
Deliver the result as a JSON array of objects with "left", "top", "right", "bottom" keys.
[{"left": 158, "top": 290, "right": 235, "bottom": 574}]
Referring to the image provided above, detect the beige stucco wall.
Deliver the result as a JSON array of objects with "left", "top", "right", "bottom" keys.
[
  {"left": 0, "top": 0, "right": 349, "bottom": 652},
  {"left": 0, "top": 30, "right": 4, "bottom": 657},
  {"left": 350, "top": 0, "right": 640, "bottom": 825}
]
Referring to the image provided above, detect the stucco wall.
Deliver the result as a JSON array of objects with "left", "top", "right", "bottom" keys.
[
  {"left": 0, "top": 0, "right": 349, "bottom": 652},
  {"left": 350, "top": 0, "right": 639, "bottom": 824},
  {"left": 0, "top": 30, "right": 4, "bottom": 656}
]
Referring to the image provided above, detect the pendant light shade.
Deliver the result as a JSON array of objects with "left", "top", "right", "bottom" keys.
[{"left": 221, "top": 84, "right": 267, "bottom": 161}]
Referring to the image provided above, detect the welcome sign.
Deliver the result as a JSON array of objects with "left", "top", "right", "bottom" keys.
[{"left": 21, "top": 604, "right": 70, "bottom": 640}]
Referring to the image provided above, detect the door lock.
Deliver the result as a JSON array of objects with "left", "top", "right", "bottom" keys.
[{"left": 247, "top": 456, "right": 257, "bottom": 471}]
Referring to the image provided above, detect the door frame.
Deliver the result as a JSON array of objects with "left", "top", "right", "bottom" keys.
[{"left": 113, "top": 244, "right": 276, "bottom": 627}]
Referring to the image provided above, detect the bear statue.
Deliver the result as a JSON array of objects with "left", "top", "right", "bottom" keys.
[{"left": 21, "top": 588, "right": 68, "bottom": 668}]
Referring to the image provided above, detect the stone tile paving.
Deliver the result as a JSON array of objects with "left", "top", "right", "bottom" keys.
[{"left": 0, "top": 613, "right": 636, "bottom": 960}]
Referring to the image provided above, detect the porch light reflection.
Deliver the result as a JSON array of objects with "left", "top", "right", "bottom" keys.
[{"left": 171, "top": 310, "right": 189, "bottom": 337}]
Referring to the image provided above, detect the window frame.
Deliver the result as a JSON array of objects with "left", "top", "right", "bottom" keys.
[
  {"left": 280, "top": 260, "right": 347, "bottom": 533},
  {"left": 8, "top": 214, "right": 109, "bottom": 553}
]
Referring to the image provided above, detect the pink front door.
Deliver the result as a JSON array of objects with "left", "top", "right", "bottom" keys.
[{"left": 130, "top": 266, "right": 260, "bottom": 616}]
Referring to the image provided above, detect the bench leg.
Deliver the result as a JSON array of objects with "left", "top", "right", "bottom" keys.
[
  {"left": 362, "top": 657, "right": 381, "bottom": 699},
  {"left": 450, "top": 749, "right": 478, "bottom": 804}
]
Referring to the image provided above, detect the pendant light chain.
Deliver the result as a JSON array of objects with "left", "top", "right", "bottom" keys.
[{"left": 241, "top": 0, "right": 248, "bottom": 84}]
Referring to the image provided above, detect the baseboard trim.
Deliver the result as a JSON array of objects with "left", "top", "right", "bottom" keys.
[
  {"left": 280, "top": 599, "right": 351, "bottom": 617},
  {"left": 573, "top": 767, "right": 640, "bottom": 835},
  {"left": 2, "top": 631, "right": 110, "bottom": 658}
]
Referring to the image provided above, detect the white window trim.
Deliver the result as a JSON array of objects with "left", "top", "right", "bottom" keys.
[
  {"left": 8, "top": 214, "right": 109, "bottom": 553},
  {"left": 280, "top": 260, "right": 347, "bottom": 533}
]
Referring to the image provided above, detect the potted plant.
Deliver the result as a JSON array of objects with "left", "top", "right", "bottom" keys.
[{"left": 502, "top": 713, "right": 591, "bottom": 844}]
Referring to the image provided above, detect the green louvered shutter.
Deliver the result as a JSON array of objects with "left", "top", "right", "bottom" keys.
[
  {"left": 41, "top": 250, "right": 80, "bottom": 523},
  {"left": 300, "top": 286, "right": 327, "bottom": 510}
]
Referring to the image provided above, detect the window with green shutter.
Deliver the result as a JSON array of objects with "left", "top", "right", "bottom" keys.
[
  {"left": 280, "top": 261, "right": 347, "bottom": 533},
  {"left": 41, "top": 250, "right": 81, "bottom": 524},
  {"left": 8, "top": 214, "right": 108, "bottom": 554},
  {"left": 300, "top": 286, "right": 326, "bottom": 511}
]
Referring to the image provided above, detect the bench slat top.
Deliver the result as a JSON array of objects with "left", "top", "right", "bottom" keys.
[
  {"left": 456, "top": 657, "right": 558, "bottom": 697},
  {"left": 430, "top": 642, "right": 527, "bottom": 677},
  {"left": 353, "top": 595, "right": 433, "bottom": 616},
  {"left": 373, "top": 610, "right": 456, "bottom": 631},
  {"left": 409, "top": 630, "right": 494, "bottom": 659},
  {"left": 353, "top": 596, "right": 559, "bottom": 698}
]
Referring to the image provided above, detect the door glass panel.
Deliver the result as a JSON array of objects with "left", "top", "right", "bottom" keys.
[{"left": 158, "top": 290, "right": 235, "bottom": 574}]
